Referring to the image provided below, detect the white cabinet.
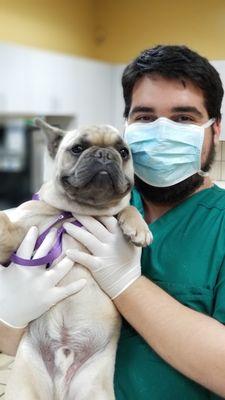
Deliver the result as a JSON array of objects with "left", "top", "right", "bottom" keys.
[
  {"left": 28, "top": 50, "right": 114, "bottom": 124},
  {"left": 72, "top": 58, "right": 114, "bottom": 126},
  {"left": 28, "top": 50, "right": 77, "bottom": 115},
  {"left": 111, "top": 64, "right": 125, "bottom": 132},
  {"left": 0, "top": 44, "right": 114, "bottom": 125},
  {"left": 33, "top": 54, "right": 114, "bottom": 124},
  {"left": 0, "top": 44, "right": 32, "bottom": 113}
]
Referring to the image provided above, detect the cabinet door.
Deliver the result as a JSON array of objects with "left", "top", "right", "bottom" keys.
[
  {"left": 29, "top": 50, "right": 61, "bottom": 115},
  {"left": 29, "top": 50, "right": 78, "bottom": 115},
  {"left": 71, "top": 58, "right": 114, "bottom": 126},
  {"left": 0, "top": 44, "right": 32, "bottom": 113},
  {"left": 110, "top": 64, "right": 125, "bottom": 132}
]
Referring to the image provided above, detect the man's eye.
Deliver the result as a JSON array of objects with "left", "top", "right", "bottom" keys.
[
  {"left": 173, "top": 115, "right": 195, "bottom": 123},
  {"left": 134, "top": 115, "right": 156, "bottom": 122},
  {"left": 71, "top": 144, "right": 84, "bottom": 154}
]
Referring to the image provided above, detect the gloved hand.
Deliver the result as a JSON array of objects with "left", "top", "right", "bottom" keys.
[
  {"left": 64, "top": 216, "right": 142, "bottom": 299},
  {"left": 0, "top": 226, "right": 86, "bottom": 329}
]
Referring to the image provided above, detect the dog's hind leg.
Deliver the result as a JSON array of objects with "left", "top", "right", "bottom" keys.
[
  {"left": 5, "top": 335, "right": 53, "bottom": 400},
  {"left": 65, "top": 338, "right": 118, "bottom": 400}
]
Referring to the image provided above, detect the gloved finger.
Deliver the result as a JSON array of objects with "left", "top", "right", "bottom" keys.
[
  {"left": 64, "top": 222, "right": 102, "bottom": 254},
  {"left": 0, "top": 318, "right": 27, "bottom": 330},
  {"left": 51, "top": 278, "right": 87, "bottom": 304},
  {"left": 96, "top": 216, "right": 118, "bottom": 234},
  {"left": 16, "top": 226, "right": 39, "bottom": 259},
  {"left": 33, "top": 228, "right": 57, "bottom": 261},
  {"left": 47, "top": 257, "right": 74, "bottom": 285},
  {"left": 72, "top": 215, "right": 112, "bottom": 241},
  {"left": 66, "top": 249, "right": 101, "bottom": 271}
]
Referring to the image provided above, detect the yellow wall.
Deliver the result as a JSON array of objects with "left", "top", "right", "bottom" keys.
[
  {"left": 0, "top": 0, "right": 95, "bottom": 58},
  {"left": 93, "top": 0, "right": 225, "bottom": 62},
  {"left": 0, "top": 0, "right": 224, "bottom": 62}
]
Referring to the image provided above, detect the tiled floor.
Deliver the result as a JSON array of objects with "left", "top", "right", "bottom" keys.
[{"left": 0, "top": 353, "right": 14, "bottom": 398}]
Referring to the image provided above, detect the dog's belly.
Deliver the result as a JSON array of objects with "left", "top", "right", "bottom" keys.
[
  {"left": 24, "top": 232, "right": 120, "bottom": 399},
  {"left": 29, "top": 266, "right": 119, "bottom": 369},
  {"left": 26, "top": 266, "right": 120, "bottom": 399}
]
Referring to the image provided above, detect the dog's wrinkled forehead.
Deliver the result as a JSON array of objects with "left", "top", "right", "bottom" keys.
[{"left": 60, "top": 125, "right": 124, "bottom": 150}]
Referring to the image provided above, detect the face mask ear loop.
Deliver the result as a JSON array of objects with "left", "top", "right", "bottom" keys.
[
  {"left": 198, "top": 170, "right": 210, "bottom": 177},
  {"left": 197, "top": 119, "right": 216, "bottom": 177},
  {"left": 202, "top": 118, "right": 216, "bottom": 129}
]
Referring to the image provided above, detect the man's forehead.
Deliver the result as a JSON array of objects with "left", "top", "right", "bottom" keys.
[
  {"left": 132, "top": 75, "right": 205, "bottom": 102},
  {"left": 130, "top": 75, "right": 207, "bottom": 116}
]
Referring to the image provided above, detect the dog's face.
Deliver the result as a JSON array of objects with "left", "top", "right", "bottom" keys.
[{"left": 36, "top": 120, "right": 134, "bottom": 209}]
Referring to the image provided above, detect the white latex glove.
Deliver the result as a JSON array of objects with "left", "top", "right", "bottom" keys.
[
  {"left": 0, "top": 226, "right": 86, "bottom": 329},
  {"left": 64, "top": 216, "right": 142, "bottom": 299}
]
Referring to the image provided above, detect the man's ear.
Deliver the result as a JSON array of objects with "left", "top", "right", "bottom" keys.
[
  {"left": 213, "top": 119, "right": 221, "bottom": 145},
  {"left": 34, "top": 118, "right": 66, "bottom": 158}
]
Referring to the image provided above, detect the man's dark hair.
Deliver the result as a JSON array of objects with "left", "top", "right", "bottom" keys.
[{"left": 122, "top": 45, "right": 224, "bottom": 121}]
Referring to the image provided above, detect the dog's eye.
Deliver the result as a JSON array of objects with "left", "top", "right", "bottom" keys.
[
  {"left": 119, "top": 147, "right": 129, "bottom": 160},
  {"left": 71, "top": 145, "right": 84, "bottom": 155}
]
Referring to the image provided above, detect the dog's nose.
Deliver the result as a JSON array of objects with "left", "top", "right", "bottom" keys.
[{"left": 94, "top": 149, "right": 112, "bottom": 163}]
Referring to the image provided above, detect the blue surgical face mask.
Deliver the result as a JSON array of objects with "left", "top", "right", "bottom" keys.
[{"left": 124, "top": 117, "right": 215, "bottom": 187}]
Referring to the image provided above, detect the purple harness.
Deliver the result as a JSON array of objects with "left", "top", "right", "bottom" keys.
[{"left": 10, "top": 195, "right": 82, "bottom": 267}]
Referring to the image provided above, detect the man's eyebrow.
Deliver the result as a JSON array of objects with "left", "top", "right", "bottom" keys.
[
  {"left": 129, "top": 106, "right": 204, "bottom": 119},
  {"left": 171, "top": 106, "right": 204, "bottom": 117},
  {"left": 129, "top": 106, "right": 155, "bottom": 116}
]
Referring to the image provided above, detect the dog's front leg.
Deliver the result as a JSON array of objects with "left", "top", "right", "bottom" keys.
[
  {"left": 118, "top": 205, "right": 153, "bottom": 247},
  {"left": 0, "top": 200, "right": 59, "bottom": 264},
  {"left": 0, "top": 211, "right": 26, "bottom": 264}
]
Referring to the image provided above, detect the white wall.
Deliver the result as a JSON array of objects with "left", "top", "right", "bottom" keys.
[{"left": 211, "top": 61, "right": 225, "bottom": 140}]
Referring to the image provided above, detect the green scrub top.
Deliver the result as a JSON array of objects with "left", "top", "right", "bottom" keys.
[{"left": 114, "top": 185, "right": 225, "bottom": 400}]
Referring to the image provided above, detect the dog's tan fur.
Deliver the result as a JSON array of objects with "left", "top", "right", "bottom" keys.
[{"left": 1, "top": 120, "right": 151, "bottom": 400}]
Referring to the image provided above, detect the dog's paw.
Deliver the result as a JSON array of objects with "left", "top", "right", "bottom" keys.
[{"left": 118, "top": 206, "right": 153, "bottom": 247}]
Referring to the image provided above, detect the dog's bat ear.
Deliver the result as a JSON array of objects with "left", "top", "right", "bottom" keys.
[{"left": 34, "top": 118, "right": 66, "bottom": 159}]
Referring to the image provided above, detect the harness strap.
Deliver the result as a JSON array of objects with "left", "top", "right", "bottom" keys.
[{"left": 10, "top": 194, "right": 82, "bottom": 267}]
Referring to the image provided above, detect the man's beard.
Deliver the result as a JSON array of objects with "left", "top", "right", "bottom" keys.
[{"left": 135, "top": 140, "right": 216, "bottom": 205}]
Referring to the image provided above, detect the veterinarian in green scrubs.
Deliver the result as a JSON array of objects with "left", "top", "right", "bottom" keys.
[
  {"left": 65, "top": 44, "right": 225, "bottom": 399},
  {"left": 114, "top": 185, "right": 225, "bottom": 400}
]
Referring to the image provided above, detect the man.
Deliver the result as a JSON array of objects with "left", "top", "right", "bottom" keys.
[{"left": 65, "top": 45, "right": 225, "bottom": 399}]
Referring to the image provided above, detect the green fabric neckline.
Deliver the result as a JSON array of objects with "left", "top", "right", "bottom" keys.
[{"left": 132, "top": 184, "right": 220, "bottom": 230}]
